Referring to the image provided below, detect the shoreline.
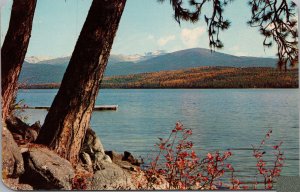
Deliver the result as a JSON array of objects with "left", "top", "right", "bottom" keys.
[
  {"left": 19, "top": 87, "right": 299, "bottom": 90},
  {"left": 18, "top": 67, "right": 299, "bottom": 89}
]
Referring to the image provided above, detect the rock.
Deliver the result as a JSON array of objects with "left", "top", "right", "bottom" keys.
[
  {"left": 2, "top": 178, "right": 33, "bottom": 190},
  {"left": 93, "top": 136, "right": 104, "bottom": 153},
  {"left": 120, "top": 165, "right": 137, "bottom": 172},
  {"left": 90, "top": 162, "right": 135, "bottom": 190},
  {"left": 103, "top": 155, "right": 113, "bottom": 164},
  {"left": 106, "top": 150, "right": 143, "bottom": 166},
  {"left": 122, "top": 151, "right": 142, "bottom": 166},
  {"left": 81, "top": 128, "right": 105, "bottom": 155},
  {"left": 80, "top": 127, "right": 111, "bottom": 171},
  {"left": 123, "top": 151, "right": 133, "bottom": 159},
  {"left": 28, "top": 121, "right": 41, "bottom": 141},
  {"left": 93, "top": 162, "right": 104, "bottom": 171},
  {"left": 90, "top": 161, "right": 170, "bottom": 190},
  {"left": 134, "top": 171, "right": 170, "bottom": 190},
  {"left": 6, "top": 115, "right": 41, "bottom": 145},
  {"left": 20, "top": 147, "right": 75, "bottom": 190},
  {"left": 20, "top": 147, "right": 29, "bottom": 153},
  {"left": 105, "top": 150, "right": 123, "bottom": 162},
  {"left": 2, "top": 127, "right": 25, "bottom": 178},
  {"left": 104, "top": 150, "right": 141, "bottom": 175},
  {"left": 92, "top": 153, "right": 112, "bottom": 171},
  {"left": 94, "top": 151, "right": 105, "bottom": 162},
  {"left": 80, "top": 152, "right": 93, "bottom": 166}
]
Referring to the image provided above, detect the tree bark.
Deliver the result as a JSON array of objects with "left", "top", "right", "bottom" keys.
[
  {"left": 36, "top": 0, "right": 127, "bottom": 165},
  {"left": 1, "top": 0, "right": 37, "bottom": 123}
]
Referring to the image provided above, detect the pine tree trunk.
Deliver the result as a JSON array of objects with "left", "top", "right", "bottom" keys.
[
  {"left": 36, "top": 0, "right": 127, "bottom": 164},
  {"left": 1, "top": 0, "right": 37, "bottom": 123}
]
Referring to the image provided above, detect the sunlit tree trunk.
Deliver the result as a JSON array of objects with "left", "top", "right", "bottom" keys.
[
  {"left": 36, "top": 0, "right": 127, "bottom": 165},
  {"left": 1, "top": 0, "right": 37, "bottom": 123}
]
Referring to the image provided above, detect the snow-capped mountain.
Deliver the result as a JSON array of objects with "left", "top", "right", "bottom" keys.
[
  {"left": 24, "top": 50, "right": 168, "bottom": 65},
  {"left": 111, "top": 50, "right": 167, "bottom": 63},
  {"left": 25, "top": 56, "right": 55, "bottom": 64},
  {"left": 20, "top": 48, "right": 279, "bottom": 84}
]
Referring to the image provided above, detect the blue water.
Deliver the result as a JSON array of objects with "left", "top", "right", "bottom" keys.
[{"left": 16, "top": 89, "right": 299, "bottom": 183}]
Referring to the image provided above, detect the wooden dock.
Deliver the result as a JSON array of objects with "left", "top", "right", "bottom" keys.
[{"left": 24, "top": 105, "right": 118, "bottom": 111}]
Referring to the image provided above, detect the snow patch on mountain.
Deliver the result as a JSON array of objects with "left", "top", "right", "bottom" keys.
[
  {"left": 25, "top": 50, "right": 168, "bottom": 65},
  {"left": 25, "top": 56, "right": 55, "bottom": 64}
]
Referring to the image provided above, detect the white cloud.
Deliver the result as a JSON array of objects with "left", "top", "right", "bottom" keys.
[
  {"left": 180, "top": 27, "right": 205, "bottom": 48},
  {"left": 157, "top": 35, "right": 176, "bottom": 46}
]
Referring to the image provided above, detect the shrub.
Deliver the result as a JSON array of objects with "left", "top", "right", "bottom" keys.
[
  {"left": 136, "top": 122, "right": 285, "bottom": 190},
  {"left": 252, "top": 129, "right": 285, "bottom": 189}
]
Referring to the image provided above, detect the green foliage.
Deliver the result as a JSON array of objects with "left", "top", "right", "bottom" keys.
[{"left": 248, "top": 0, "right": 298, "bottom": 70}]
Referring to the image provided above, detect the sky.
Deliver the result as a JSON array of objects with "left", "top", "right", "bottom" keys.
[{"left": 0, "top": 0, "right": 297, "bottom": 58}]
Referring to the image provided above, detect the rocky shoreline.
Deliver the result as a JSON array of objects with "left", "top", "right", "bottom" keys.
[{"left": 2, "top": 116, "right": 156, "bottom": 190}]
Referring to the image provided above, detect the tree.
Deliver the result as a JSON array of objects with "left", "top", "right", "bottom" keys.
[
  {"left": 159, "top": 0, "right": 298, "bottom": 69},
  {"left": 36, "top": 0, "right": 297, "bottom": 164},
  {"left": 248, "top": 0, "right": 298, "bottom": 70},
  {"left": 36, "top": 0, "right": 127, "bottom": 164},
  {"left": 1, "top": 0, "right": 37, "bottom": 123}
]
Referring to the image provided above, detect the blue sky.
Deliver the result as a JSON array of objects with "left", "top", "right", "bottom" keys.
[{"left": 1, "top": 0, "right": 295, "bottom": 58}]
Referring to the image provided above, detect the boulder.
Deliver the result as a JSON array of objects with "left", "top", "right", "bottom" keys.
[
  {"left": 80, "top": 152, "right": 93, "bottom": 166},
  {"left": 92, "top": 153, "right": 113, "bottom": 171},
  {"left": 2, "top": 178, "right": 33, "bottom": 190},
  {"left": 102, "top": 154, "right": 113, "bottom": 164},
  {"left": 20, "top": 147, "right": 75, "bottom": 190},
  {"left": 80, "top": 128, "right": 139, "bottom": 174},
  {"left": 105, "top": 150, "right": 143, "bottom": 166},
  {"left": 2, "top": 127, "right": 25, "bottom": 178},
  {"left": 80, "top": 127, "right": 112, "bottom": 171},
  {"left": 81, "top": 128, "right": 105, "bottom": 155},
  {"left": 6, "top": 115, "right": 41, "bottom": 145},
  {"left": 95, "top": 152, "right": 112, "bottom": 164},
  {"left": 105, "top": 150, "right": 123, "bottom": 162},
  {"left": 123, "top": 151, "right": 143, "bottom": 166},
  {"left": 90, "top": 161, "right": 135, "bottom": 190}
]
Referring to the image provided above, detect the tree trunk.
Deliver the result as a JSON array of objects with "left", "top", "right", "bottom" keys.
[
  {"left": 1, "top": 0, "right": 37, "bottom": 123},
  {"left": 36, "top": 0, "right": 127, "bottom": 165}
]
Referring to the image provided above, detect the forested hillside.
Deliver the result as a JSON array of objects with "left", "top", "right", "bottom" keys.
[{"left": 20, "top": 67, "right": 298, "bottom": 89}]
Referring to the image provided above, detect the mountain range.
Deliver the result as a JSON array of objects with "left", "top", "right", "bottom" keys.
[{"left": 19, "top": 48, "right": 280, "bottom": 84}]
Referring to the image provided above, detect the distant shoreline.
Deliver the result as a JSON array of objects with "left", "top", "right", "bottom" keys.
[
  {"left": 18, "top": 86, "right": 299, "bottom": 90},
  {"left": 19, "top": 67, "right": 299, "bottom": 89}
]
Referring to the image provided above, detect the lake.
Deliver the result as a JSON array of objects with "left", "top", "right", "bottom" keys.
[{"left": 16, "top": 89, "right": 299, "bottom": 184}]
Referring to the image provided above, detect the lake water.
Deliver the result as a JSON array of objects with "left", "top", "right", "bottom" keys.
[{"left": 16, "top": 89, "right": 299, "bottom": 184}]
